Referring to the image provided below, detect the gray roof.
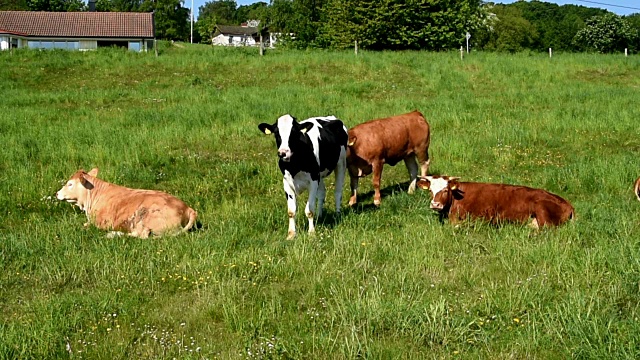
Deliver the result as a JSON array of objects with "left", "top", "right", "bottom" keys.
[{"left": 215, "top": 25, "right": 259, "bottom": 36}]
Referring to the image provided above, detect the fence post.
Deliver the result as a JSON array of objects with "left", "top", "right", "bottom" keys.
[
  {"left": 625, "top": 48, "right": 628, "bottom": 57},
  {"left": 260, "top": 33, "right": 264, "bottom": 56},
  {"left": 460, "top": 46, "right": 464, "bottom": 60},
  {"left": 549, "top": 48, "right": 552, "bottom": 58},
  {"left": 355, "top": 40, "right": 358, "bottom": 56}
]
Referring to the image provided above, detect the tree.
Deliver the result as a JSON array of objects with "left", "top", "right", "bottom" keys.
[
  {"left": 140, "top": 0, "right": 189, "bottom": 41},
  {"left": 195, "top": 0, "right": 236, "bottom": 43},
  {"left": 95, "top": 0, "right": 143, "bottom": 12},
  {"left": 198, "top": 0, "right": 236, "bottom": 25},
  {"left": 321, "top": 0, "right": 486, "bottom": 50},
  {"left": 573, "top": 13, "right": 639, "bottom": 53},
  {"left": 235, "top": 1, "right": 267, "bottom": 24},
  {"left": 626, "top": 13, "right": 640, "bottom": 29},
  {"left": 0, "top": 0, "right": 28, "bottom": 10},
  {"left": 27, "top": 0, "right": 84, "bottom": 11},
  {"left": 478, "top": 5, "right": 538, "bottom": 52}
]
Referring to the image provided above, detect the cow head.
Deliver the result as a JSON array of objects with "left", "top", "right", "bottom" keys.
[
  {"left": 56, "top": 168, "right": 99, "bottom": 209},
  {"left": 417, "top": 175, "right": 461, "bottom": 212},
  {"left": 258, "top": 114, "right": 314, "bottom": 162}
]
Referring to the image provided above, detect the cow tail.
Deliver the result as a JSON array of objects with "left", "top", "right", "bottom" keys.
[
  {"left": 635, "top": 178, "right": 640, "bottom": 202},
  {"left": 183, "top": 208, "right": 197, "bottom": 232}
]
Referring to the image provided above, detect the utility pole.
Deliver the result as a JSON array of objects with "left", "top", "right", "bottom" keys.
[{"left": 190, "top": 0, "right": 194, "bottom": 43}]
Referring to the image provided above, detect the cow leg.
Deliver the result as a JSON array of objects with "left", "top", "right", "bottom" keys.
[
  {"left": 305, "top": 180, "right": 319, "bottom": 235},
  {"left": 372, "top": 161, "right": 383, "bottom": 206},
  {"left": 348, "top": 171, "right": 359, "bottom": 207},
  {"left": 316, "top": 179, "right": 326, "bottom": 219},
  {"left": 334, "top": 153, "right": 346, "bottom": 213},
  {"left": 130, "top": 228, "right": 151, "bottom": 239},
  {"left": 529, "top": 217, "right": 540, "bottom": 230},
  {"left": 417, "top": 149, "right": 431, "bottom": 179},
  {"left": 283, "top": 180, "right": 297, "bottom": 240},
  {"left": 404, "top": 154, "right": 419, "bottom": 194}
]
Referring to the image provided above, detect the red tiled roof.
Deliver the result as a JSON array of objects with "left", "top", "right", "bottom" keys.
[
  {"left": 0, "top": 11, "right": 154, "bottom": 38},
  {"left": 0, "top": 27, "right": 28, "bottom": 36}
]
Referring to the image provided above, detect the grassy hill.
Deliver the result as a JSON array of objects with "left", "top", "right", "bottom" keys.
[{"left": 1, "top": 42, "right": 639, "bottom": 359}]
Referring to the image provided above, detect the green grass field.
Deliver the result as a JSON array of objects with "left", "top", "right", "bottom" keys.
[{"left": 1, "top": 43, "right": 640, "bottom": 359}]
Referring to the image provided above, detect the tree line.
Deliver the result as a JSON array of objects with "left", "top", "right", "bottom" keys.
[{"left": 1, "top": 0, "right": 639, "bottom": 53}]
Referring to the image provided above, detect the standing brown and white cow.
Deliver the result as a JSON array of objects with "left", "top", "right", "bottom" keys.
[
  {"left": 346, "top": 110, "right": 431, "bottom": 207},
  {"left": 56, "top": 168, "right": 197, "bottom": 238},
  {"left": 635, "top": 176, "right": 640, "bottom": 201},
  {"left": 417, "top": 176, "right": 574, "bottom": 228}
]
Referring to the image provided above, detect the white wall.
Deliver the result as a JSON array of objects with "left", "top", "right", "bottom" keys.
[
  {"left": 212, "top": 34, "right": 257, "bottom": 47},
  {"left": 0, "top": 37, "right": 8, "bottom": 50}
]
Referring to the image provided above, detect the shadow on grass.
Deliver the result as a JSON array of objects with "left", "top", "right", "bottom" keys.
[
  {"left": 347, "top": 180, "right": 414, "bottom": 213},
  {"left": 300, "top": 180, "right": 427, "bottom": 229}
]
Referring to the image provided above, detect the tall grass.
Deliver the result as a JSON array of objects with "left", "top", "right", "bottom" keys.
[{"left": 1, "top": 43, "right": 639, "bottom": 359}]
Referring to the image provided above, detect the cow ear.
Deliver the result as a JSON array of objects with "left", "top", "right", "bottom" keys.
[
  {"left": 80, "top": 173, "right": 95, "bottom": 190},
  {"left": 87, "top": 168, "right": 98, "bottom": 177},
  {"left": 449, "top": 179, "right": 460, "bottom": 191},
  {"left": 347, "top": 136, "right": 357, "bottom": 146},
  {"left": 300, "top": 122, "right": 314, "bottom": 134},
  {"left": 258, "top": 123, "right": 275, "bottom": 135},
  {"left": 417, "top": 177, "right": 430, "bottom": 190}
]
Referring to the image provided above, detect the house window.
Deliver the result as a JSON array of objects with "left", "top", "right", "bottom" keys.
[
  {"left": 228, "top": 36, "right": 233, "bottom": 44},
  {"left": 27, "top": 40, "right": 80, "bottom": 50},
  {"left": 128, "top": 41, "right": 141, "bottom": 52},
  {"left": 97, "top": 40, "right": 127, "bottom": 49}
]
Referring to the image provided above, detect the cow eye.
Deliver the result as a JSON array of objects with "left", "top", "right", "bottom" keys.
[{"left": 67, "top": 182, "right": 73, "bottom": 187}]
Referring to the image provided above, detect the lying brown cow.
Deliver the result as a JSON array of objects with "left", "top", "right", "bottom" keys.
[
  {"left": 347, "top": 110, "right": 431, "bottom": 206},
  {"left": 417, "top": 175, "right": 574, "bottom": 228},
  {"left": 635, "top": 176, "right": 640, "bottom": 201},
  {"left": 56, "top": 168, "right": 197, "bottom": 238}
]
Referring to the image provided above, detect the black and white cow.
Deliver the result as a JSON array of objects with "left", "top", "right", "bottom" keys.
[{"left": 259, "top": 114, "right": 348, "bottom": 239}]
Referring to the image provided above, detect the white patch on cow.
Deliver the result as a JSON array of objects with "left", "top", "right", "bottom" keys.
[
  {"left": 277, "top": 114, "right": 294, "bottom": 159},
  {"left": 427, "top": 177, "right": 449, "bottom": 197}
]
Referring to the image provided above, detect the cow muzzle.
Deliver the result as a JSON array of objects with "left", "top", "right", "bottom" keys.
[
  {"left": 56, "top": 190, "right": 75, "bottom": 203},
  {"left": 278, "top": 149, "right": 292, "bottom": 162},
  {"left": 430, "top": 201, "right": 444, "bottom": 211}
]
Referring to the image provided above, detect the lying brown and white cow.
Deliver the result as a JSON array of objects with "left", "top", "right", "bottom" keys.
[
  {"left": 56, "top": 168, "right": 197, "bottom": 238},
  {"left": 635, "top": 176, "right": 640, "bottom": 201},
  {"left": 347, "top": 110, "right": 431, "bottom": 206},
  {"left": 417, "top": 176, "right": 574, "bottom": 228}
]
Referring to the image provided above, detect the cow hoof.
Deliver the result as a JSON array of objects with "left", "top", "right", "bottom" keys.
[
  {"left": 348, "top": 199, "right": 357, "bottom": 207},
  {"left": 373, "top": 199, "right": 381, "bottom": 207},
  {"left": 407, "top": 187, "right": 416, "bottom": 195},
  {"left": 286, "top": 231, "right": 296, "bottom": 240}
]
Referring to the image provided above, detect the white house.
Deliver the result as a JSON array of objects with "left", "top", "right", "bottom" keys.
[
  {"left": 211, "top": 24, "right": 265, "bottom": 47},
  {"left": 0, "top": 11, "right": 155, "bottom": 52}
]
